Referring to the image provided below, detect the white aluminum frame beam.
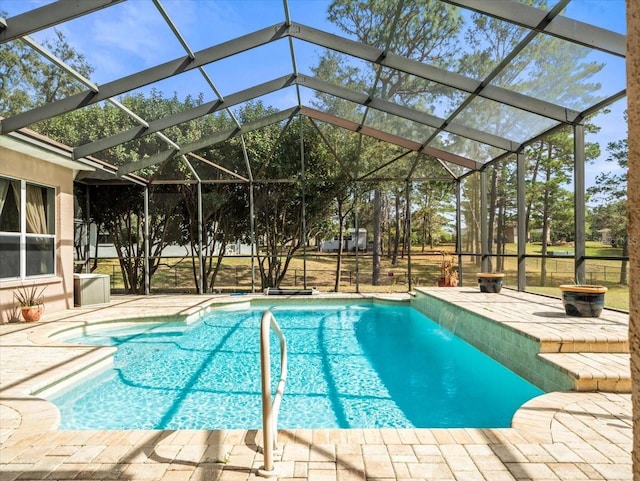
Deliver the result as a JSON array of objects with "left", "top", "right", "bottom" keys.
[
  {"left": 290, "top": 23, "right": 580, "bottom": 123},
  {"left": 298, "top": 74, "right": 518, "bottom": 151},
  {"left": 443, "top": 0, "right": 625, "bottom": 58},
  {"left": 1, "top": 19, "right": 581, "bottom": 136},
  {"left": 300, "top": 106, "right": 479, "bottom": 170},
  {"left": 119, "top": 107, "right": 299, "bottom": 176},
  {"left": 74, "top": 75, "right": 296, "bottom": 159},
  {"left": 0, "top": 0, "right": 123, "bottom": 43},
  {"left": 0, "top": 23, "right": 290, "bottom": 134},
  {"left": 75, "top": 73, "right": 514, "bottom": 161}
]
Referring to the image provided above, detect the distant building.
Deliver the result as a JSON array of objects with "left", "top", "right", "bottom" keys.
[
  {"left": 319, "top": 228, "right": 367, "bottom": 252},
  {"left": 597, "top": 228, "right": 612, "bottom": 245}
]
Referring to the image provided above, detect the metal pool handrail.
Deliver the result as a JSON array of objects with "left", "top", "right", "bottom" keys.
[{"left": 258, "top": 309, "right": 288, "bottom": 478}]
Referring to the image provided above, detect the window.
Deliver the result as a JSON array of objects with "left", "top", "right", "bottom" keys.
[{"left": 0, "top": 176, "right": 56, "bottom": 280}]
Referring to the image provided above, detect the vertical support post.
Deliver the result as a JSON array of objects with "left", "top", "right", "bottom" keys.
[
  {"left": 299, "top": 115, "right": 307, "bottom": 289},
  {"left": 241, "top": 136, "right": 256, "bottom": 293},
  {"left": 354, "top": 196, "right": 360, "bottom": 293},
  {"left": 19, "top": 181, "right": 26, "bottom": 278},
  {"left": 406, "top": 179, "right": 412, "bottom": 291},
  {"left": 249, "top": 181, "right": 256, "bottom": 293},
  {"left": 85, "top": 184, "right": 90, "bottom": 274},
  {"left": 260, "top": 316, "right": 274, "bottom": 476},
  {"left": 197, "top": 181, "right": 204, "bottom": 294},
  {"left": 574, "top": 123, "right": 586, "bottom": 284},
  {"left": 480, "top": 169, "right": 489, "bottom": 272},
  {"left": 456, "top": 179, "right": 462, "bottom": 284},
  {"left": 144, "top": 185, "right": 150, "bottom": 295},
  {"left": 517, "top": 151, "right": 526, "bottom": 291}
]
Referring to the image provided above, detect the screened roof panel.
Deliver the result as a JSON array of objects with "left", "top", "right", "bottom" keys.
[
  {"left": 0, "top": 0, "right": 627, "bottom": 182},
  {"left": 511, "top": 0, "right": 557, "bottom": 11},
  {"left": 446, "top": 8, "right": 532, "bottom": 81},
  {"left": 28, "top": 1, "right": 186, "bottom": 85},
  {"left": 376, "top": 66, "right": 467, "bottom": 118},
  {"left": 301, "top": 45, "right": 378, "bottom": 95},
  {"left": 433, "top": 131, "right": 506, "bottom": 165},
  {"left": 202, "top": 40, "right": 295, "bottom": 97},
  {"left": 364, "top": 109, "right": 437, "bottom": 145},
  {"left": 0, "top": 40, "right": 89, "bottom": 113},
  {"left": 228, "top": 86, "right": 300, "bottom": 118},
  {"left": 490, "top": 34, "right": 627, "bottom": 111},
  {"left": 308, "top": 96, "right": 367, "bottom": 125},
  {"left": 159, "top": 0, "right": 288, "bottom": 49},
  {"left": 119, "top": 68, "right": 219, "bottom": 112},
  {"left": 457, "top": 96, "right": 559, "bottom": 144},
  {"left": 563, "top": 0, "right": 626, "bottom": 34}
]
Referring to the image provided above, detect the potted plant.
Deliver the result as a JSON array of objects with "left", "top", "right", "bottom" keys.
[
  {"left": 14, "top": 284, "right": 46, "bottom": 322},
  {"left": 437, "top": 253, "right": 459, "bottom": 287},
  {"left": 477, "top": 272, "right": 505, "bottom": 293},
  {"left": 558, "top": 284, "right": 607, "bottom": 317}
]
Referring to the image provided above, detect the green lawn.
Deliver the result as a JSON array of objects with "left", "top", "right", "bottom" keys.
[{"left": 93, "top": 241, "right": 629, "bottom": 311}]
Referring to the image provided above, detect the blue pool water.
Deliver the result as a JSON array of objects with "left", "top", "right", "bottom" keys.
[{"left": 51, "top": 303, "right": 543, "bottom": 430}]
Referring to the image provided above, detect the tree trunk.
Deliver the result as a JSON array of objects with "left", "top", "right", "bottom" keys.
[
  {"left": 621, "top": 237, "right": 629, "bottom": 285},
  {"left": 540, "top": 165, "right": 552, "bottom": 287},
  {"left": 91, "top": 224, "right": 100, "bottom": 272},
  {"left": 497, "top": 199, "right": 505, "bottom": 272},
  {"left": 334, "top": 199, "right": 345, "bottom": 292},
  {"left": 392, "top": 191, "right": 400, "bottom": 265},
  {"left": 487, "top": 167, "right": 498, "bottom": 272},
  {"left": 525, "top": 140, "right": 543, "bottom": 239}
]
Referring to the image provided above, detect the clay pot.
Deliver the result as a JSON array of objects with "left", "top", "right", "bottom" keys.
[{"left": 21, "top": 305, "right": 44, "bottom": 322}]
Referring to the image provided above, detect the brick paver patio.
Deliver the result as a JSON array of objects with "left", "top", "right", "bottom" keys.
[{"left": 0, "top": 292, "right": 632, "bottom": 480}]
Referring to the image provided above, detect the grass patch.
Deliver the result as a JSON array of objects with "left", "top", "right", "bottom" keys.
[{"left": 93, "top": 242, "right": 629, "bottom": 311}]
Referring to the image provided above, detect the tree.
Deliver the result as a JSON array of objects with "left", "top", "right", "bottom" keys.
[
  {"left": 0, "top": 29, "right": 93, "bottom": 116},
  {"left": 250, "top": 111, "right": 336, "bottom": 289},
  {"left": 38, "top": 88, "right": 216, "bottom": 293},
  {"left": 588, "top": 118, "right": 629, "bottom": 284},
  {"left": 316, "top": 0, "right": 464, "bottom": 282},
  {"left": 525, "top": 128, "right": 599, "bottom": 286},
  {"left": 457, "top": 0, "right": 604, "bottom": 277},
  {"left": 75, "top": 183, "right": 181, "bottom": 294},
  {"left": 415, "top": 180, "right": 455, "bottom": 251}
]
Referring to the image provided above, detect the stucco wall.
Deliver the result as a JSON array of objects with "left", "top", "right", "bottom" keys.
[
  {"left": 627, "top": 1, "right": 640, "bottom": 479},
  {"left": 0, "top": 146, "right": 75, "bottom": 323}
]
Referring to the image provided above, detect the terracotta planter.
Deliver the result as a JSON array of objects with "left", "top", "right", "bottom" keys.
[
  {"left": 558, "top": 285, "right": 607, "bottom": 317},
  {"left": 477, "top": 273, "right": 505, "bottom": 293},
  {"left": 21, "top": 305, "right": 44, "bottom": 322}
]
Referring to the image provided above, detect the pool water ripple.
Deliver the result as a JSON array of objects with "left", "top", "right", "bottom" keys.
[{"left": 51, "top": 303, "right": 543, "bottom": 430}]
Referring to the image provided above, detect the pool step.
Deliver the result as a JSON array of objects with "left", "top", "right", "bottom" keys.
[
  {"left": 538, "top": 352, "right": 631, "bottom": 392},
  {"left": 539, "top": 338, "right": 628, "bottom": 354}
]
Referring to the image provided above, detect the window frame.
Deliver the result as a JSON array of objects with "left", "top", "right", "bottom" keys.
[{"left": 0, "top": 175, "right": 57, "bottom": 281}]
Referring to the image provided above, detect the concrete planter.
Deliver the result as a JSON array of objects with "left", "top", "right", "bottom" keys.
[
  {"left": 558, "top": 284, "right": 607, "bottom": 317},
  {"left": 477, "top": 273, "right": 505, "bottom": 293}
]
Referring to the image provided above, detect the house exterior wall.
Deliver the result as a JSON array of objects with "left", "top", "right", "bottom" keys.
[{"left": 0, "top": 146, "right": 75, "bottom": 323}]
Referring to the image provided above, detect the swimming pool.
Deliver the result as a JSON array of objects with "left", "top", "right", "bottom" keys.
[{"left": 50, "top": 302, "right": 543, "bottom": 430}]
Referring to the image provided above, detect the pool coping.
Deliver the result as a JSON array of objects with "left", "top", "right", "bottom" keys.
[
  {"left": 0, "top": 292, "right": 632, "bottom": 480},
  {"left": 412, "top": 287, "right": 631, "bottom": 393}
]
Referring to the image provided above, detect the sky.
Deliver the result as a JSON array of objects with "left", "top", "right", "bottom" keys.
[{"left": 1, "top": 0, "right": 628, "bottom": 188}]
